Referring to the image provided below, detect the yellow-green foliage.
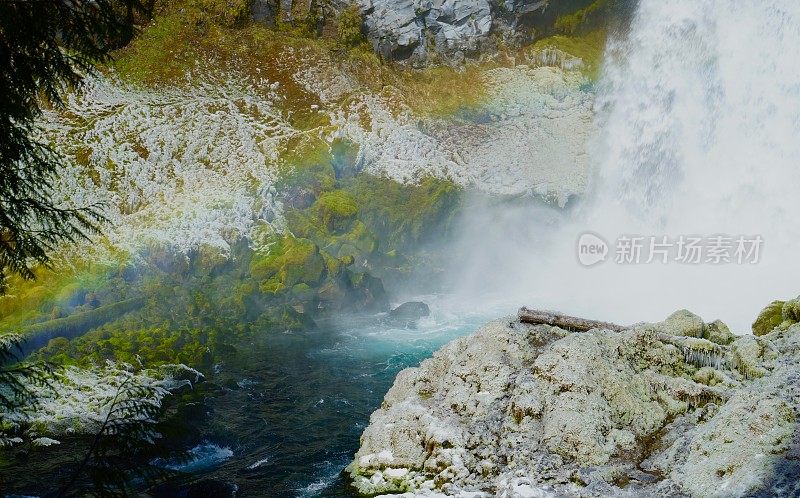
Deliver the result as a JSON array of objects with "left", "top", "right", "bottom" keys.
[
  {"left": 525, "top": 29, "right": 607, "bottom": 79},
  {"left": 113, "top": 1, "right": 330, "bottom": 117},
  {"left": 42, "top": 323, "right": 215, "bottom": 367},
  {"left": 555, "top": 0, "right": 610, "bottom": 35},
  {"left": 0, "top": 260, "right": 123, "bottom": 332},
  {"left": 278, "top": 138, "right": 337, "bottom": 191},
  {"left": 111, "top": 0, "right": 605, "bottom": 130},
  {"left": 752, "top": 300, "right": 787, "bottom": 336},
  {"left": 343, "top": 175, "right": 460, "bottom": 249},
  {"left": 274, "top": 0, "right": 322, "bottom": 37},
  {"left": 337, "top": 4, "right": 365, "bottom": 47},
  {"left": 190, "top": 0, "right": 250, "bottom": 28},
  {"left": 394, "top": 63, "right": 488, "bottom": 118},
  {"left": 286, "top": 208, "right": 378, "bottom": 263},
  {"left": 782, "top": 298, "right": 800, "bottom": 324},
  {"left": 250, "top": 234, "right": 326, "bottom": 293},
  {"left": 113, "top": 12, "right": 200, "bottom": 83},
  {"left": 24, "top": 297, "right": 145, "bottom": 345}
]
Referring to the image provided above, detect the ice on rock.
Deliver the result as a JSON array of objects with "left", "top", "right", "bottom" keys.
[
  {"left": 349, "top": 312, "right": 800, "bottom": 496},
  {"left": 31, "top": 437, "right": 61, "bottom": 447}
]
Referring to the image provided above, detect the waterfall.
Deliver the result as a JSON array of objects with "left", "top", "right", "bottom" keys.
[
  {"left": 450, "top": 1, "right": 800, "bottom": 332},
  {"left": 592, "top": 0, "right": 800, "bottom": 226},
  {"left": 582, "top": 0, "right": 800, "bottom": 330}
]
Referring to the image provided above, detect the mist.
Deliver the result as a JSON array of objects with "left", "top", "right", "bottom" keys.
[{"left": 442, "top": 0, "right": 800, "bottom": 333}]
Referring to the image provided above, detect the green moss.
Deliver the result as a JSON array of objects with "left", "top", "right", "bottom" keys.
[
  {"left": 752, "top": 300, "right": 785, "bottom": 336},
  {"left": 693, "top": 367, "right": 724, "bottom": 387},
  {"left": 314, "top": 190, "right": 359, "bottom": 230},
  {"left": 113, "top": 12, "right": 198, "bottom": 84},
  {"left": 781, "top": 298, "right": 800, "bottom": 327},
  {"left": 250, "top": 234, "right": 326, "bottom": 294},
  {"left": 554, "top": 0, "right": 610, "bottom": 35},
  {"left": 731, "top": 336, "right": 768, "bottom": 380},
  {"left": 72, "top": 324, "right": 214, "bottom": 367},
  {"left": 291, "top": 282, "right": 316, "bottom": 301},
  {"left": 336, "top": 4, "right": 365, "bottom": 48},
  {"left": 342, "top": 175, "right": 461, "bottom": 250},
  {"left": 703, "top": 319, "right": 735, "bottom": 345},
  {"left": 0, "top": 259, "right": 127, "bottom": 333},
  {"left": 278, "top": 138, "right": 336, "bottom": 193},
  {"left": 396, "top": 63, "right": 489, "bottom": 118},
  {"left": 339, "top": 221, "right": 377, "bottom": 253},
  {"left": 23, "top": 297, "right": 146, "bottom": 348},
  {"left": 525, "top": 30, "right": 607, "bottom": 80},
  {"left": 322, "top": 252, "right": 342, "bottom": 276}
]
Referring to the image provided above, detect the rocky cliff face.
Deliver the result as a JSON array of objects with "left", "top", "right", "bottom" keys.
[
  {"left": 348, "top": 303, "right": 800, "bottom": 497},
  {"left": 357, "top": 0, "right": 590, "bottom": 61},
  {"left": 253, "top": 0, "right": 599, "bottom": 61}
]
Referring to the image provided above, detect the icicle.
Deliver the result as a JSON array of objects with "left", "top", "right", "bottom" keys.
[{"left": 681, "top": 342, "right": 729, "bottom": 370}]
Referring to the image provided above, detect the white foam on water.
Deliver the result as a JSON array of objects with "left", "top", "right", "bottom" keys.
[
  {"left": 153, "top": 442, "right": 233, "bottom": 473},
  {"left": 246, "top": 456, "right": 271, "bottom": 470}
]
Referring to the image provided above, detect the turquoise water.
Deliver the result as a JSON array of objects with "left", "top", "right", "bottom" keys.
[{"left": 157, "top": 297, "right": 502, "bottom": 497}]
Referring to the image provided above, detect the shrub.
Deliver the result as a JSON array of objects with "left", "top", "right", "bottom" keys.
[{"left": 337, "top": 4, "right": 365, "bottom": 47}]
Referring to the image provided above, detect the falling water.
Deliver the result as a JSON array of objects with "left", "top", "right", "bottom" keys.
[
  {"left": 451, "top": 0, "right": 800, "bottom": 332},
  {"left": 579, "top": 0, "right": 800, "bottom": 330}
]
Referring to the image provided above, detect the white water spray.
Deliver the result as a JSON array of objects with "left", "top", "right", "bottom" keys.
[{"left": 451, "top": 0, "right": 800, "bottom": 332}]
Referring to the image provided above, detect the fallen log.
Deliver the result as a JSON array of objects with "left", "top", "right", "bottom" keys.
[
  {"left": 21, "top": 296, "right": 146, "bottom": 355},
  {"left": 518, "top": 307, "right": 627, "bottom": 332}
]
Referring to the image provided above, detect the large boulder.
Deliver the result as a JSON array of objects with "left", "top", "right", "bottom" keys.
[
  {"left": 753, "top": 297, "right": 800, "bottom": 336},
  {"left": 348, "top": 307, "right": 800, "bottom": 497},
  {"left": 660, "top": 309, "right": 705, "bottom": 338},
  {"left": 386, "top": 301, "right": 431, "bottom": 327}
]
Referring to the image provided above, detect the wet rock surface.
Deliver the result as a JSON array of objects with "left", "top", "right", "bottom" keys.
[
  {"left": 386, "top": 301, "right": 431, "bottom": 328},
  {"left": 348, "top": 304, "right": 800, "bottom": 497}
]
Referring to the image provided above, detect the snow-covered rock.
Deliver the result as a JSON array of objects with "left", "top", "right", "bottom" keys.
[{"left": 349, "top": 309, "right": 800, "bottom": 497}]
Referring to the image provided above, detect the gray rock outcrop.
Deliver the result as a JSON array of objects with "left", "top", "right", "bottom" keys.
[
  {"left": 359, "top": 0, "right": 494, "bottom": 60},
  {"left": 252, "top": 0, "right": 597, "bottom": 61},
  {"left": 348, "top": 305, "right": 800, "bottom": 497}
]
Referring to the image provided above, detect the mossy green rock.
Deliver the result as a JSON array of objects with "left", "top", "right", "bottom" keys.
[
  {"left": 703, "top": 319, "right": 735, "bottom": 345},
  {"left": 692, "top": 366, "right": 724, "bottom": 387},
  {"left": 314, "top": 190, "right": 358, "bottom": 232},
  {"left": 345, "top": 270, "right": 388, "bottom": 311},
  {"left": 250, "top": 235, "right": 325, "bottom": 294},
  {"left": 781, "top": 297, "right": 800, "bottom": 325},
  {"left": 752, "top": 300, "right": 785, "bottom": 336},
  {"left": 662, "top": 309, "right": 705, "bottom": 338}
]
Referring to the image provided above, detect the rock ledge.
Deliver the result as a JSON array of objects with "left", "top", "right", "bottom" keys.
[{"left": 348, "top": 305, "right": 800, "bottom": 497}]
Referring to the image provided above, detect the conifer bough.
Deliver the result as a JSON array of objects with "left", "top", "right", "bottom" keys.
[{"left": 0, "top": 0, "right": 145, "bottom": 292}]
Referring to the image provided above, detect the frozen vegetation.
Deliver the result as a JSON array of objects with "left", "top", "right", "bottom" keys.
[
  {"left": 2, "top": 362, "right": 202, "bottom": 447},
  {"left": 37, "top": 39, "right": 593, "bottom": 264},
  {"left": 349, "top": 301, "right": 800, "bottom": 497}
]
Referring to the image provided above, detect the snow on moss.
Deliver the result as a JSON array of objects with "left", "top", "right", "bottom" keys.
[
  {"left": 5, "top": 362, "right": 199, "bottom": 442},
  {"left": 327, "top": 65, "right": 591, "bottom": 204},
  {"left": 40, "top": 73, "right": 292, "bottom": 258}
]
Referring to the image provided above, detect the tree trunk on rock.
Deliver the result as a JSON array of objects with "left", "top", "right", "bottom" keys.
[{"left": 517, "top": 307, "right": 627, "bottom": 332}]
